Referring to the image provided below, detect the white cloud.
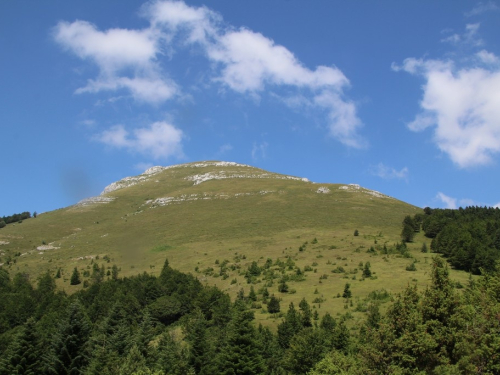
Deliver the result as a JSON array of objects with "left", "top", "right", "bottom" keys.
[
  {"left": 216, "top": 143, "right": 233, "bottom": 157},
  {"left": 53, "top": 20, "right": 178, "bottom": 103},
  {"left": 370, "top": 163, "right": 409, "bottom": 181},
  {"left": 436, "top": 192, "right": 458, "bottom": 209},
  {"left": 54, "top": 21, "right": 157, "bottom": 71},
  {"left": 55, "top": 0, "right": 364, "bottom": 147},
  {"left": 251, "top": 141, "right": 268, "bottom": 160},
  {"left": 435, "top": 194, "right": 499, "bottom": 209},
  {"left": 143, "top": 0, "right": 219, "bottom": 44},
  {"left": 440, "top": 23, "right": 483, "bottom": 47},
  {"left": 465, "top": 1, "right": 500, "bottom": 17},
  {"left": 394, "top": 52, "right": 500, "bottom": 168},
  {"left": 205, "top": 28, "right": 364, "bottom": 147},
  {"left": 314, "top": 91, "right": 365, "bottom": 148},
  {"left": 95, "top": 121, "right": 184, "bottom": 159},
  {"left": 207, "top": 28, "right": 348, "bottom": 92},
  {"left": 476, "top": 49, "right": 500, "bottom": 65},
  {"left": 79, "top": 119, "right": 96, "bottom": 128}
]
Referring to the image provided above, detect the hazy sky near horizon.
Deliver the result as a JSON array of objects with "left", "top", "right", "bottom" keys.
[{"left": 1, "top": 0, "right": 500, "bottom": 215}]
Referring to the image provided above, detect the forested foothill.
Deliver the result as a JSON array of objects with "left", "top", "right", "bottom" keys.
[
  {"left": 1, "top": 255, "right": 499, "bottom": 374},
  {"left": 402, "top": 206, "right": 500, "bottom": 274},
  {"left": 0, "top": 211, "right": 33, "bottom": 228}
]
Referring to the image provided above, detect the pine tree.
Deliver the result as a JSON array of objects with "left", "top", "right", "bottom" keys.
[
  {"left": 185, "top": 309, "right": 210, "bottom": 375},
  {"left": 283, "top": 328, "right": 328, "bottom": 374},
  {"left": 48, "top": 300, "right": 92, "bottom": 375},
  {"left": 156, "top": 331, "right": 189, "bottom": 375},
  {"left": 362, "top": 262, "right": 372, "bottom": 278},
  {"left": 267, "top": 296, "right": 280, "bottom": 314},
  {"left": 319, "top": 312, "right": 336, "bottom": 333},
  {"left": 216, "top": 300, "right": 264, "bottom": 375},
  {"left": 421, "top": 243, "right": 429, "bottom": 253},
  {"left": 134, "top": 310, "right": 156, "bottom": 366},
  {"left": 298, "top": 298, "right": 312, "bottom": 327},
  {"left": 248, "top": 286, "right": 257, "bottom": 301},
  {"left": 342, "top": 283, "right": 352, "bottom": 299},
  {"left": 0, "top": 318, "right": 44, "bottom": 375},
  {"left": 401, "top": 224, "right": 415, "bottom": 242},
  {"left": 111, "top": 265, "right": 119, "bottom": 280},
  {"left": 70, "top": 267, "right": 81, "bottom": 285},
  {"left": 119, "top": 344, "right": 148, "bottom": 375},
  {"left": 277, "top": 303, "right": 303, "bottom": 349},
  {"left": 86, "top": 303, "right": 131, "bottom": 374},
  {"left": 333, "top": 318, "right": 350, "bottom": 353}
]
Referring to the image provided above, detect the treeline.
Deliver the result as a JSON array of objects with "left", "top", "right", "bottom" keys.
[
  {"left": 1, "top": 257, "right": 500, "bottom": 374},
  {"left": 0, "top": 211, "right": 32, "bottom": 228},
  {"left": 402, "top": 206, "right": 500, "bottom": 274}
]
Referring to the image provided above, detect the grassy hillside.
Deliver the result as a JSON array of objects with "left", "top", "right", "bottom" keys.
[{"left": 0, "top": 161, "right": 471, "bottom": 329}]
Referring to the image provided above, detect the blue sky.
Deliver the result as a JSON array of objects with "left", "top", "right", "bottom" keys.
[{"left": 1, "top": 0, "right": 500, "bottom": 215}]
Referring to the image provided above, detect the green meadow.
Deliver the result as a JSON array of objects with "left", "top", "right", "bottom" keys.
[{"left": 0, "top": 162, "right": 471, "bottom": 329}]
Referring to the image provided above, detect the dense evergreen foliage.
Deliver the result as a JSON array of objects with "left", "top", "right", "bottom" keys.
[
  {"left": 403, "top": 206, "right": 500, "bottom": 274},
  {"left": 1, "top": 257, "right": 500, "bottom": 374},
  {"left": 0, "top": 211, "right": 32, "bottom": 227}
]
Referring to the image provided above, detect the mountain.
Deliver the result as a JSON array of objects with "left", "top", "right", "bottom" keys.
[{"left": 1, "top": 161, "right": 467, "bottom": 325}]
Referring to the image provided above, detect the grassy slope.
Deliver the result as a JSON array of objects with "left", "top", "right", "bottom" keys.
[{"left": 0, "top": 162, "right": 471, "bottom": 329}]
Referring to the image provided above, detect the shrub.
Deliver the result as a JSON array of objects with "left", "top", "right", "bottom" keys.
[{"left": 406, "top": 262, "right": 417, "bottom": 271}]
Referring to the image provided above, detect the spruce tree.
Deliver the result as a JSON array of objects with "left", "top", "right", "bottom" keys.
[
  {"left": 48, "top": 300, "right": 92, "bottom": 375},
  {"left": 70, "top": 267, "right": 81, "bottom": 285},
  {"left": 362, "top": 262, "right": 372, "bottom": 278},
  {"left": 283, "top": 328, "right": 328, "bottom": 374},
  {"left": 298, "top": 298, "right": 312, "bottom": 327},
  {"left": 267, "top": 296, "right": 280, "bottom": 314},
  {"left": 333, "top": 318, "right": 350, "bottom": 353},
  {"left": 401, "top": 224, "right": 415, "bottom": 242},
  {"left": 134, "top": 310, "right": 156, "bottom": 367},
  {"left": 217, "top": 300, "right": 264, "bottom": 375},
  {"left": 319, "top": 312, "right": 336, "bottom": 333},
  {"left": 277, "top": 303, "right": 303, "bottom": 349},
  {"left": 0, "top": 318, "right": 44, "bottom": 375},
  {"left": 119, "top": 344, "right": 148, "bottom": 375},
  {"left": 156, "top": 331, "right": 189, "bottom": 375},
  {"left": 248, "top": 286, "right": 257, "bottom": 302},
  {"left": 185, "top": 309, "right": 210, "bottom": 375},
  {"left": 342, "top": 283, "right": 352, "bottom": 299}
]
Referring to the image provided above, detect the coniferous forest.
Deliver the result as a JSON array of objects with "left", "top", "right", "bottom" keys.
[
  {"left": 1, "top": 254, "right": 500, "bottom": 374},
  {"left": 403, "top": 207, "right": 500, "bottom": 274}
]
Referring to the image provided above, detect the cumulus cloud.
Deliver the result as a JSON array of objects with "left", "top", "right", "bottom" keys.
[
  {"left": 436, "top": 192, "right": 458, "bottom": 209},
  {"left": 435, "top": 193, "right": 499, "bottom": 209},
  {"left": 476, "top": 49, "right": 500, "bottom": 64},
  {"left": 143, "top": 0, "right": 219, "bottom": 43},
  {"left": 441, "top": 23, "right": 483, "bottom": 46},
  {"left": 94, "top": 121, "right": 184, "bottom": 159},
  {"left": 204, "top": 27, "right": 364, "bottom": 147},
  {"left": 465, "top": 1, "right": 500, "bottom": 17},
  {"left": 54, "top": 0, "right": 364, "bottom": 148},
  {"left": 393, "top": 25, "right": 500, "bottom": 168},
  {"left": 53, "top": 20, "right": 178, "bottom": 103},
  {"left": 370, "top": 163, "right": 409, "bottom": 181}
]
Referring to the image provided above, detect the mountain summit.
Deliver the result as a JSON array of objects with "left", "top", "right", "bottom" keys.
[{"left": 0, "top": 161, "right": 420, "bottom": 313}]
